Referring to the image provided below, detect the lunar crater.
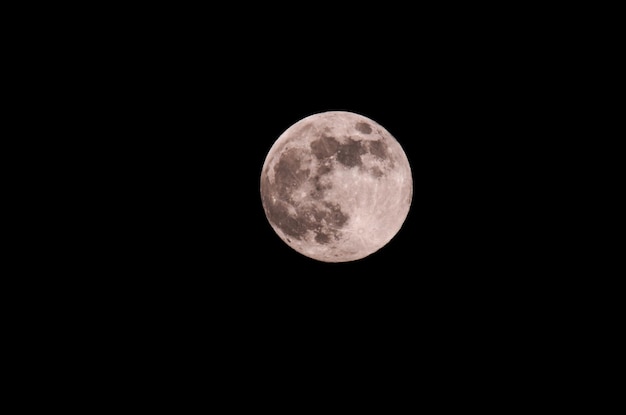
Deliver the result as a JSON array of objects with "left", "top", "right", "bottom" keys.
[
  {"left": 355, "top": 122, "right": 372, "bottom": 134},
  {"left": 311, "top": 135, "right": 340, "bottom": 160}
]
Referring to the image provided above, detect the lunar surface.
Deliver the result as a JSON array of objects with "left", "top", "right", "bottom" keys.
[{"left": 260, "top": 111, "right": 412, "bottom": 262}]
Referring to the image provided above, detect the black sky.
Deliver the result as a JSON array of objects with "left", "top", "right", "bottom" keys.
[{"left": 85, "top": 6, "right": 565, "bottom": 331}]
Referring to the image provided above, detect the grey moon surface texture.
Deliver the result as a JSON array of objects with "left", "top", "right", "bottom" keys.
[{"left": 260, "top": 111, "right": 413, "bottom": 262}]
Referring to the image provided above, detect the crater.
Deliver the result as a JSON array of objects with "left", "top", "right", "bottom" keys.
[
  {"left": 322, "top": 201, "right": 349, "bottom": 228},
  {"left": 366, "top": 140, "right": 389, "bottom": 160},
  {"left": 315, "top": 231, "right": 331, "bottom": 244},
  {"left": 310, "top": 135, "right": 340, "bottom": 160},
  {"left": 273, "top": 148, "right": 310, "bottom": 199},
  {"left": 355, "top": 122, "right": 372, "bottom": 134},
  {"left": 264, "top": 198, "right": 309, "bottom": 240},
  {"left": 309, "top": 174, "right": 331, "bottom": 200},
  {"left": 337, "top": 138, "right": 366, "bottom": 168},
  {"left": 317, "top": 161, "right": 333, "bottom": 176},
  {"left": 370, "top": 166, "right": 384, "bottom": 178}
]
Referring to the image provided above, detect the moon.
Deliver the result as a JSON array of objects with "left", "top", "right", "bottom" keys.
[{"left": 260, "top": 111, "right": 413, "bottom": 262}]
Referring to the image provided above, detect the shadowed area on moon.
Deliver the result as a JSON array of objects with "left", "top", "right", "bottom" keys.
[
  {"left": 311, "top": 134, "right": 390, "bottom": 168},
  {"left": 273, "top": 148, "right": 310, "bottom": 199},
  {"left": 261, "top": 172, "right": 348, "bottom": 244},
  {"left": 355, "top": 122, "right": 372, "bottom": 134},
  {"left": 261, "top": 129, "right": 393, "bottom": 247}
]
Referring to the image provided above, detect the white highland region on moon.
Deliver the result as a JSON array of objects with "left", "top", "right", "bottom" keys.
[{"left": 260, "top": 111, "right": 413, "bottom": 262}]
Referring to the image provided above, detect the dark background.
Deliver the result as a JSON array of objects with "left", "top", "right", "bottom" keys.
[
  {"left": 90, "top": 32, "right": 556, "bottom": 330},
  {"left": 38, "top": 6, "right": 585, "bottom": 394},
  {"left": 112, "top": 39, "right": 544, "bottom": 279},
  {"left": 6, "top": 6, "right": 601, "bottom": 408},
  {"left": 72, "top": 7, "right": 568, "bottom": 312}
]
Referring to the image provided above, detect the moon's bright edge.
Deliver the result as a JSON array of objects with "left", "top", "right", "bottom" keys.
[{"left": 260, "top": 111, "right": 412, "bottom": 262}]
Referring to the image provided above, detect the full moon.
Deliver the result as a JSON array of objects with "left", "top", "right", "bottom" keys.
[{"left": 260, "top": 111, "right": 413, "bottom": 262}]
